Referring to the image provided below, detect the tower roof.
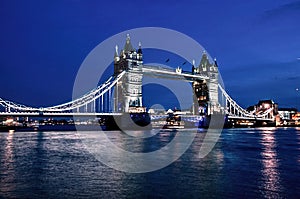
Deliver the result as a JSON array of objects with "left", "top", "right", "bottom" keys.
[
  {"left": 124, "top": 34, "right": 135, "bottom": 52},
  {"left": 199, "top": 51, "right": 210, "bottom": 68}
]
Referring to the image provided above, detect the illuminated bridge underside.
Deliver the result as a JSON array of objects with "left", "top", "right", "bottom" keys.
[{"left": 0, "top": 66, "right": 274, "bottom": 122}]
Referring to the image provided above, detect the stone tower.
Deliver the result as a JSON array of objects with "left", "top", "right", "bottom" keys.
[
  {"left": 192, "top": 52, "right": 219, "bottom": 115},
  {"left": 113, "top": 35, "right": 145, "bottom": 113}
]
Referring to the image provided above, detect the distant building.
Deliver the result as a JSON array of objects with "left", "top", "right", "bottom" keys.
[
  {"left": 278, "top": 108, "right": 297, "bottom": 126},
  {"left": 256, "top": 100, "right": 278, "bottom": 115},
  {"left": 247, "top": 100, "right": 278, "bottom": 117},
  {"left": 278, "top": 108, "right": 297, "bottom": 120},
  {"left": 244, "top": 100, "right": 279, "bottom": 126},
  {"left": 292, "top": 112, "right": 300, "bottom": 126},
  {"left": 246, "top": 105, "right": 256, "bottom": 114}
]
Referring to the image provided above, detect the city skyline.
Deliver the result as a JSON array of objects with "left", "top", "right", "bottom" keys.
[{"left": 0, "top": 0, "right": 299, "bottom": 110}]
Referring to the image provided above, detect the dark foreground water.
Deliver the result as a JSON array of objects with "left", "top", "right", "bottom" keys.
[{"left": 0, "top": 127, "right": 300, "bottom": 198}]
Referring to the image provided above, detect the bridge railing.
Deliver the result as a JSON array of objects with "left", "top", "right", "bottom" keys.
[
  {"left": 0, "top": 71, "right": 125, "bottom": 114},
  {"left": 218, "top": 84, "right": 275, "bottom": 121}
]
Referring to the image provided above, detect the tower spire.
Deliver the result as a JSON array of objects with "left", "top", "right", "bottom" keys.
[
  {"left": 126, "top": 34, "right": 130, "bottom": 41},
  {"left": 214, "top": 58, "right": 218, "bottom": 67},
  {"left": 192, "top": 59, "right": 195, "bottom": 74},
  {"left": 114, "top": 45, "right": 119, "bottom": 57},
  {"left": 124, "top": 34, "right": 134, "bottom": 52},
  {"left": 137, "top": 41, "right": 142, "bottom": 54}
]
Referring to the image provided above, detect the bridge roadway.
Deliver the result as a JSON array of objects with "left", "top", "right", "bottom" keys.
[
  {"left": 151, "top": 114, "right": 274, "bottom": 122},
  {"left": 142, "top": 65, "right": 209, "bottom": 81},
  {"left": 0, "top": 112, "right": 274, "bottom": 122}
]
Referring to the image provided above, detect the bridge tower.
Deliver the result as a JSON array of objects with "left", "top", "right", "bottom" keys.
[
  {"left": 113, "top": 34, "right": 145, "bottom": 113},
  {"left": 193, "top": 52, "right": 220, "bottom": 115}
]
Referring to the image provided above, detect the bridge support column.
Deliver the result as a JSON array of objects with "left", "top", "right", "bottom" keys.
[
  {"left": 207, "top": 61, "right": 219, "bottom": 115},
  {"left": 101, "top": 95, "right": 104, "bottom": 112},
  {"left": 192, "top": 52, "right": 221, "bottom": 116},
  {"left": 108, "top": 88, "right": 111, "bottom": 113},
  {"left": 92, "top": 99, "right": 96, "bottom": 112}
]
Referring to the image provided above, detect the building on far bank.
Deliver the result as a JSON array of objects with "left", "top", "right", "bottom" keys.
[
  {"left": 256, "top": 100, "right": 278, "bottom": 115},
  {"left": 247, "top": 100, "right": 278, "bottom": 117},
  {"left": 278, "top": 108, "right": 298, "bottom": 126},
  {"left": 292, "top": 112, "right": 300, "bottom": 126}
]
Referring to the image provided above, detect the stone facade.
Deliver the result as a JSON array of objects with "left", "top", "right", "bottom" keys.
[
  {"left": 113, "top": 35, "right": 144, "bottom": 112},
  {"left": 192, "top": 52, "right": 219, "bottom": 115}
]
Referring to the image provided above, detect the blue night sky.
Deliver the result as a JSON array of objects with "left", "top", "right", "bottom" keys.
[{"left": 0, "top": 0, "right": 300, "bottom": 110}]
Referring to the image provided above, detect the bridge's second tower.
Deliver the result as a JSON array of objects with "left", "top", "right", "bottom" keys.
[
  {"left": 113, "top": 35, "right": 145, "bottom": 113},
  {"left": 193, "top": 52, "right": 220, "bottom": 115}
]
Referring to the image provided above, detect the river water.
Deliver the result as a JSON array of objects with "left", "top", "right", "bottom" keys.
[{"left": 0, "top": 127, "right": 299, "bottom": 198}]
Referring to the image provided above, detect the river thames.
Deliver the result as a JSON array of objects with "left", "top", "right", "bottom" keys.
[{"left": 0, "top": 127, "right": 299, "bottom": 198}]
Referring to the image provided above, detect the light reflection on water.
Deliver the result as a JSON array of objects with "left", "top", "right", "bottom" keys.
[
  {"left": 260, "top": 130, "right": 282, "bottom": 198},
  {"left": 0, "top": 131, "right": 16, "bottom": 195},
  {"left": 297, "top": 128, "right": 300, "bottom": 165},
  {"left": 0, "top": 128, "right": 299, "bottom": 198}
]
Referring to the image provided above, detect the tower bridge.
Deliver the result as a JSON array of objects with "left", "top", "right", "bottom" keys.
[{"left": 0, "top": 35, "right": 277, "bottom": 127}]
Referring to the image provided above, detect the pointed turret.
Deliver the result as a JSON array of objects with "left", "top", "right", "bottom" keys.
[
  {"left": 137, "top": 41, "right": 142, "bottom": 54},
  {"left": 137, "top": 41, "right": 143, "bottom": 61},
  {"left": 114, "top": 45, "right": 119, "bottom": 57},
  {"left": 114, "top": 45, "right": 120, "bottom": 63},
  {"left": 124, "top": 34, "right": 134, "bottom": 52},
  {"left": 199, "top": 51, "right": 209, "bottom": 72},
  {"left": 214, "top": 58, "right": 218, "bottom": 67},
  {"left": 192, "top": 59, "right": 195, "bottom": 74}
]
